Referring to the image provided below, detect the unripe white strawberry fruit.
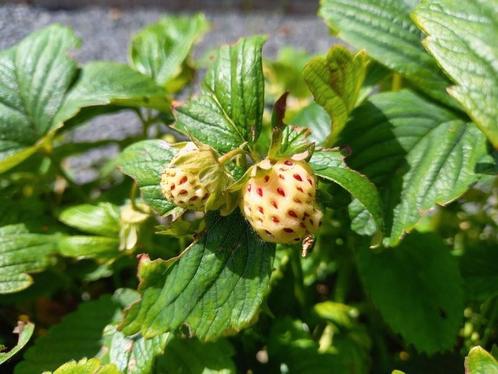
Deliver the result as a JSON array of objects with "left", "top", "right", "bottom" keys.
[
  {"left": 240, "top": 159, "right": 322, "bottom": 244},
  {"left": 160, "top": 142, "right": 230, "bottom": 212},
  {"left": 161, "top": 168, "right": 210, "bottom": 210}
]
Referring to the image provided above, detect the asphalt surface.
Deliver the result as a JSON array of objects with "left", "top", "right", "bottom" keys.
[{"left": 0, "top": 5, "right": 334, "bottom": 182}]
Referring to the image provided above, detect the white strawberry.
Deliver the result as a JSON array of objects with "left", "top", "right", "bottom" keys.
[
  {"left": 160, "top": 142, "right": 231, "bottom": 212},
  {"left": 240, "top": 158, "right": 322, "bottom": 244}
]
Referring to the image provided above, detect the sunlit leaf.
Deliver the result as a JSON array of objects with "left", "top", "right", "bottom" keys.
[
  {"left": 0, "top": 25, "right": 79, "bottom": 172},
  {"left": 0, "top": 322, "right": 34, "bottom": 365},
  {"left": 175, "top": 36, "right": 266, "bottom": 153},
  {"left": 413, "top": 0, "right": 498, "bottom": 148},
  {"left": 120, "top": 212, "right": 275, "bottom": 340}
]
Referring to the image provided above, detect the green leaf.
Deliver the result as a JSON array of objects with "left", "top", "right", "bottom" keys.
[
  {"left": 304, "top": 46, "right": 369, "bottom": 144},
  {"left": 460, "top": 243, "right": 498, "bottom": 302},
  {"left": 154, "top": 337, "right": 236, "bottom": 374},
  {"left": 358, "top": 61, "right": 391, "bottom": 103},
  {"left": 268, "top": 94, "right": 315, "bottom": 159},
  {"left": 175, "top": 36, "right": 266, "bottom": 153},
  {"left": 268, "top": 318, "right": 339, "bottom": 373},
  {"left": 268, "top": 317, "right": 370, "bottom": 373},
  {"left": 130, "top": 14, "right": 209, "bottom": 90},
  {"left": 55, "top": 62, "right": 171, "bottom": 125},
  {"left": 0, "top": 224, "right": 58, "bottom": 294},
  {"left": 341, "top": 90, "right": 489, "bottom": 246},
  {"left": 100, "top": 326, "right": 169, "bottom": 374},
  {"left": 0, "top": 25, "right": 79, "bottom": 172},
  {"left": 59, "top": 203, "right": 120, "bottom": 237},
  {"left": 290, "top": 102, "right": 330, "bottom": 145},
  {"left": 265, "top": 47, "right": 311, "bottom": 99},
  {"left": 106, "top": 291, "right": 212, "bottom": 374},
  {"left": 15, "top": 295, "right": 124, "bottom": 374},
  {"left": 0, "top": 322, "right": 34, "bottom": 365},
  {"left": 314, "top": 301, "right": 357, "bottom": 329},
  {"left": 96, "top": 289, "right": 171, "bottom": 374},
  {"left": 58, "top": 236, "right": 119, "bottom": 259},
  {"left": 49, "top": 358, "right": 120, "bottom": 374},
  {"left": 118, "top": 140, "right": 177, "bottom": 215},
  {"left": 310, "top": 150, "right": 384, "bottom": 244},
  {"left": 276, "top": 126, "right": 314, "bottom": 159},
  {"left": 319, "top": 0, "right": 456, "bottom": 108},
  {"left": 465, "top": 346, "right": 498, "bottom": 374},
  {"left": 356, "top": 232, "right": 463, "bottom": 353},
  {"left": 412, "top": 0, "right": 498, "bottom": 148},
  {"left": 348, "top": 199, "right": 377, "bottom": 237},
  {"left": 120, "top": 212, "right": 275, "bottom": 341},
  {"left": 0, "top": 197, "right": 46, "bottom": 228}
]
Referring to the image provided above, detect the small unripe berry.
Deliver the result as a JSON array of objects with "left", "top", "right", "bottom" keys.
[
  {"left": 160, "top": 142, "right": 230, "bottom": 211},
  {"left": 241, "top": 159, "right": 322, "bottom": 244}
]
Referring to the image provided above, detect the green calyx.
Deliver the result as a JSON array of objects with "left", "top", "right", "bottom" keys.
[{"left": 161, "top": 142, "right": 237, "bottom": 214}]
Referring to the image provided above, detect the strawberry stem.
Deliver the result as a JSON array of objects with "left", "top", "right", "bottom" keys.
[{"left": 218, "top": 143, "right": 248, "bottom": 165}]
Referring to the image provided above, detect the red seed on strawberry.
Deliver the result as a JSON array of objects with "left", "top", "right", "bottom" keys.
[
  {"left": 240, "top": 158, "right": 322, "bottom": 244},
  {"left": 160, "top": 142, "right": 230, "bottom": 212}
]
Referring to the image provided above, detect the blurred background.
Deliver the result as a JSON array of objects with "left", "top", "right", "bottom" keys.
[
  {"left": 0, "top": 0, "right": 336, "bottom": 183},
  {"left": 6, "top": 0, "right": 316, "bottom": 12},
  {"left": 1, "top": 0, "right": 329, "bottom": 58}
]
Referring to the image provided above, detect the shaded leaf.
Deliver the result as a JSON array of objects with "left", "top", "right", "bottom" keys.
[
  {"left": 175, "top": 36, "right": 266, "bottom": 153},
  {"left": 356, "top": 232, "right": 463, "bottom": 353},
  {"left": 154, "top": 337, "right": 236, "bottom": 373},
  {"left": 0, "top": 25, "right": 79, "bottom": 172},
  {"left": 0, "top": 197, "right": 47, "bottom": 228},
  {"left": 413, "top": 0, "right": 498, "bottom": 148},
  {"left": 460, "top": 243, "right": 498, "bottom": 302},
  {"left": 268, "top": 317, "right": 369, "bottom": 373},
  {"left": 268, "top": 318, "right": 341, "bottom": 373},
  {"left": 310, "top": 150, "right": 384, "bottom": 244},
  {"left": 15, "top": 295, "right": 125, "bottom": 374},
  {"left": 341, "top": 90, "right": 489, "bottom": 246},
  {"left": 348, "top": 198, "right": 377, "bottom": 236},
  {"left": 357, "top": 61, "right": 391, "bottom": 103},
  {"left": 120, "top": 212, "right": 275, "bottom": 341}
]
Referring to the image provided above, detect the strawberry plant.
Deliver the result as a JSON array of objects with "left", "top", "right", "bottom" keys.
[{"left": 0, "top": 1, "right": 497, "bottom": 373}]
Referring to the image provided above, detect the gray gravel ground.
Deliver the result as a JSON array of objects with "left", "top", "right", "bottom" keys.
[
  {"left": 0, "top": 5, "right": 332, "bottom": 64},
  {"left": 0, "top": 5, "right": 334, "bottom": 182}
]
